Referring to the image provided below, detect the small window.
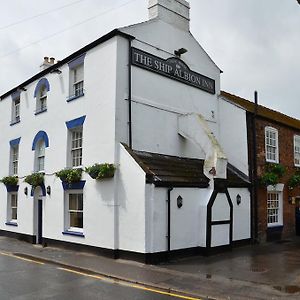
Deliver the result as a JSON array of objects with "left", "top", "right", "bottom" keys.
[
  {"left": 68, "top": 54, "right": 85, "bottom": 101},
  {"left": 265, "top": 127, "right": 279, "bottom": 163},
  {"left": 67, "top": 192, "right": 83, "bottom": 232},
  {"left": 70, "top": 128, "right": 83, "bottom": 167},
  {"left": 35, "top": 140, "right": 45, "bottom": 172},
  {"left": 11, "top": 97, "right": 20, "bottom": 124},
  {"left": 8, "top": 193, "right": 18, "bottom": 223},
  {"left": 294, "top": 135, "right": 300, "bottom": 166},
  {"left": 267, "top": 192, "right": 282, "bottom": 227},
  {"left": 36, "top": 86, "right": 47, "bottom": 114},
  {"left": 10, "top": 145, "right": 19, "bottom": 175}
]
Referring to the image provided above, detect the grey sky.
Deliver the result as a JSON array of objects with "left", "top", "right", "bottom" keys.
[{"left": 1, "top": 0, "right": 299, "bottom": 118}]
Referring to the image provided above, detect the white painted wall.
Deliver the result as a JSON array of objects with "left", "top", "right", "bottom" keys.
[
  {"left": 212, "top": 193, "right": 230, "bottom": 222},
  {"left": 211, "top": 224, "right": 230, "bottom": 247},
  {"left": 147, "top": 187, "right": 212, "bottom": 252},
  {"left": 229, "top": 188, "right": 251, "bottom": 241},
  {"left": 218, "top": 97, "right": 249, "bottom": 175}
]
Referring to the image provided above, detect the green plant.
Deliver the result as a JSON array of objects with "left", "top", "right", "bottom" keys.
[
  {"left": 288, "top": 174, "right": 300, "bottom": 189},
  {"left": 0, "top": 176, "right": 18, "bottom": 186},
  {"left": 24, "top": 173, "right": 44, "bottom": 187},
  {"left": 55, "top": 168, "right": 82, "bottom": 184},
  {"left": 85, "top": 163, "right": 115, "bottom": 180},
  {"left": 260, "top": 163, "right": 286, "bottom": 187}
]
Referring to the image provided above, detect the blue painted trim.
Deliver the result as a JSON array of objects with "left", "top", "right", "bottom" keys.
[
  {"left": 32, "top": 131, "right": 49, "bottom": 150},
  {"left": 65, "top": 116, "right": 86, "bottom": 129},
  {"left": 30, "top": 183, "right": 46, "bottom": 197},
  {"left": 66, "top": 92, "right": 84, "bottom": 102},
  {"left": 11, "top": 91, "right": 21, "bottom": 101},
  {"left": 6, "top": 185, "right": 19, "bottom": 193},
  {"left": 10, "top": 119, "right": 20, "bottom": 126},
  {"left": 68, "top": 53, "right": 86, "bottom": 69},
  {"left": 62, "top": 231, "right": 85, "bottom": 237},
  {"left": 34, "top": 108, "right": 47, "bottom": 115},
  {"left": 62, "top": 180, "right": 86, "bottom": 190},
  {"left": 5, "top": 222, "right": 18, "bottom": 227},
  {"left": 34, "top": 78, "right": 50, "bottom": 97},
  {"left": 9, "top": 137, "right": 21, "bottom": 147}
]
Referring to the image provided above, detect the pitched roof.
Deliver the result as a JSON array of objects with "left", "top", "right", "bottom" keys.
[
  {"left": 124, "top": 145, "right": 250, "bottom": 188},
  {"left": 221, "top": 91, "right": 300, "bottom": 130}
]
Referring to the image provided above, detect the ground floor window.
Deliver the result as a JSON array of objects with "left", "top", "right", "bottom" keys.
[
  {"left": 267, "top": 192, "right": 282, "bottom": 227},
  {"left": 66, "top": 192, "right": 83, "bottom": 232},
  {"left": 8, "top": 193, "right": 18, "bottom": 223}
]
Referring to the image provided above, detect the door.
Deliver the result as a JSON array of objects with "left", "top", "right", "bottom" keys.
[{"left": 37, "top": 199, "right": 43, "bottom": 244}]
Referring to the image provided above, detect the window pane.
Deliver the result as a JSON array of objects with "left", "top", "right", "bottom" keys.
[{"left": 70, "top": 212, "right": 83, "bottom": 228}]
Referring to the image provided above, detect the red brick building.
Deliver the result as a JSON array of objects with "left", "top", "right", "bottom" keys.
[{"left": 222, "top": 91, "right": 300, "bottom": 242}]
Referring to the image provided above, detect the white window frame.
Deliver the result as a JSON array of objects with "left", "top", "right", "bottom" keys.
[
  {"left": 69, "top": 127, "right": 83, "bottom": 168},
  {"left": 10, "top": 145, "right": 19, "bottom": 176},
  {"left": 11, "top": 97, "right": 20, "bottom": 123},
  {"left": 70, "top": 64, "right": 84, "bottom": 98},
  {"left": 7, "top": 193, "right": 18, "bottom": 223},
  {"left": 65, "top": 191, "right": 83, "bottom": 233},
  {"left": 294, "top": 135, "right": 300, "bottom": 167},
  {"left": 267, "top": 191, "right": 283, "bottom": 227},
  {"left": 36, "top": 86, "right": 47, "bottom": 113},
  {"left": 35, "top": 140, "right": 45, "bottom": 172},
  {"left": 265, "top": 126, "right": 279, "bottom": 163}
]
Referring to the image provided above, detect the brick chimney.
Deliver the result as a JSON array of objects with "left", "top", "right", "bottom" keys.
[
  {"left": 40, "top": 56, "right": 56, "bottom": 71},
  {"left": 148, "top": 0, "right": 190, "bottom": 31}
]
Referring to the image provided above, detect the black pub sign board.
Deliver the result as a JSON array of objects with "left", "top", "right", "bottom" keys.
[{"left": 131, "top": 47, "right": 215, "bottom": 94}]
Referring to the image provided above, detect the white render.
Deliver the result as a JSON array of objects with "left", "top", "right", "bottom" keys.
[{"left": 0, "top": 0, "right": 251, "bottom": 259}]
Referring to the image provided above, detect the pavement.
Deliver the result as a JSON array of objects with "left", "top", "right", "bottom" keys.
[{"left": 1, "top": 236, "right": 300, "bottom": 299}]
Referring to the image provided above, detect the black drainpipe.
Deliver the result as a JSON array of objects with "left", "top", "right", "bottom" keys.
[
  {"left": 167, "top": 187, "right": 173, "bottom": 260},
  {"left": 252, "top": 91, "right": 259, "bottom": 242},
  {"left": 128, "top": 39, "right": 133, "bottom": 149}
]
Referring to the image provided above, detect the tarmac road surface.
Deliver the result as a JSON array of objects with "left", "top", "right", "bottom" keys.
[{"left": 0, "top": 251, "right": 202, "bottom": 300}]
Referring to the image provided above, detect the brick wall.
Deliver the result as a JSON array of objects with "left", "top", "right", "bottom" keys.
[{"left": 248, "top": 115, "right": 300, "bottom": 242}]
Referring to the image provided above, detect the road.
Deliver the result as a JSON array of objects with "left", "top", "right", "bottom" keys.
[{"left": 0, "top": 251, "right": 200, "bottom": 300}]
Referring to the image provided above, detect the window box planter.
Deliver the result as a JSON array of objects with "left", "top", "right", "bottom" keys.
[
  {"left": 85, "top": 163, "right": 115, "bottom": 180},
  {"left": 0, "top": 176, "right": 19, "bottom": 192},
  {"left": 56, "top": 168, "right": 82, "bottom": 184}
]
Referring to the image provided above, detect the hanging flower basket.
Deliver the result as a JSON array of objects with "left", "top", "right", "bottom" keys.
[
  {"left": 24, "top": 173, "right": 44, "bottom": 187},
  {"left": 55, "top": 168, "right": 82, "bottom": 184},
  {"left": 85, "top": 163, "right": 115, "bottom": 180},
  {"left": 0, "top": 176, "right": 18, "bottom": 186}
]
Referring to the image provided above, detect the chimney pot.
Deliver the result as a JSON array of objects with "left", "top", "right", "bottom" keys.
[{"left": 50, "top": 57, "right": 55, "bottom": 64}]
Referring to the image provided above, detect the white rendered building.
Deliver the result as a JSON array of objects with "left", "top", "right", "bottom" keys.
[{"left": 0, "top": 0, "right": 251, "bottom": 262}]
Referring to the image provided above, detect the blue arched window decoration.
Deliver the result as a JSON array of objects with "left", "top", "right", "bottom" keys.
[
  {"left": 34, "top": 78, "right": 50, "bottom": 98},
  {"left": 32, "top": 131, "right": 49, "bottom": 151}
]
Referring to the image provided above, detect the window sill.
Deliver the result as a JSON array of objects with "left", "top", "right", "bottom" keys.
[
  {"left": 5, "top": 222, "right": 18, "bottom": 227},
  {"left": 67, "top": 93, "right": 84, "bottom": 102},
  {"left": 10, "top": 119, "right": 20, "bottom": 126},
  {"left": 35, "top": 108, "right": 47, "bottom": 115},
  {"left": 62, "top": 230, "right": 84, "bottom": 237}
]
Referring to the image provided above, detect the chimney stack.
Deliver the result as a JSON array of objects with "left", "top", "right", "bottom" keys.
[
  {"left": 148, "top": 0, "right": 190, "bottom": 31},
  {"left": 40, "top": 56, "right": 56, "bottom": 71}
]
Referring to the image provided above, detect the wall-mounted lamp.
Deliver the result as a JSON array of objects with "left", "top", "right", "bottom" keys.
[
  {"left": 24, "top": 187, "right": 28, "bottom": 195},
  {"left": 174, "top": 48, "right": 188, "bottom": 58},
  {"left": 46, "top": 186, "right": 51, "bottom": 195},
  {"left": 50, "top": 68, "right": 62, "bottom": 74},
  {"left": 236, "top": 194, "right": 241, "bottom": 206},
  {"left": 177, "top": 195, "right": 183, "bottom": 208}
]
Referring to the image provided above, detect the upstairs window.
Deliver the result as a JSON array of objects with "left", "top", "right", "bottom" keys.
[
  {"left": 35, "top": 140, "right": 45, "bottom": 172},
  {"left": 34, "top": 78, "right": 50, "bottom": 115},
  {"left": 10, "top": 91, "right": 21, "bottom": 125},
  {"left": 9, "top": 138, "right": 21, "bottom": 176},
  {"left": 265, "top": 127, "right": 279, "bottom": 163},
  {"left": 294, "top": 135, "right": 300, "bottom": 167},
  {"left": 68, "top": 53, "right": 86, "bottom": 101},
  {"left": 65, "top": 116, "right": 86, "bottom": 168}
]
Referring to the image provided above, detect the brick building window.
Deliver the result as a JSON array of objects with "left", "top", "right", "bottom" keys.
[
  {"left": 265, "top": 127, "right": 278, "bottom": 163},
  {"left": 294, "top": 135, "right": 300, "bottom": 166},
  {"left": 267, "top": 192, "right": 282, "bottom": 227}
]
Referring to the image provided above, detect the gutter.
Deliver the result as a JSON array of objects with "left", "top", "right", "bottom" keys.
[{"left": 167, "top": 187, "right": 173, "bottom": 260}]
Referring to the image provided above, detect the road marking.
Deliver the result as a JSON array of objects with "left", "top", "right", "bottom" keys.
[
  {"left": 58, "top": 267, "right": 202, "bottom": 300},
  {"left": 0, "top": 252, "right": 44, "bottom": 265}
]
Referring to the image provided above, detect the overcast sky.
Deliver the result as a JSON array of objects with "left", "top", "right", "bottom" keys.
[{"left": 1, "top": 0, "right": 299, "bottom": 118}]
